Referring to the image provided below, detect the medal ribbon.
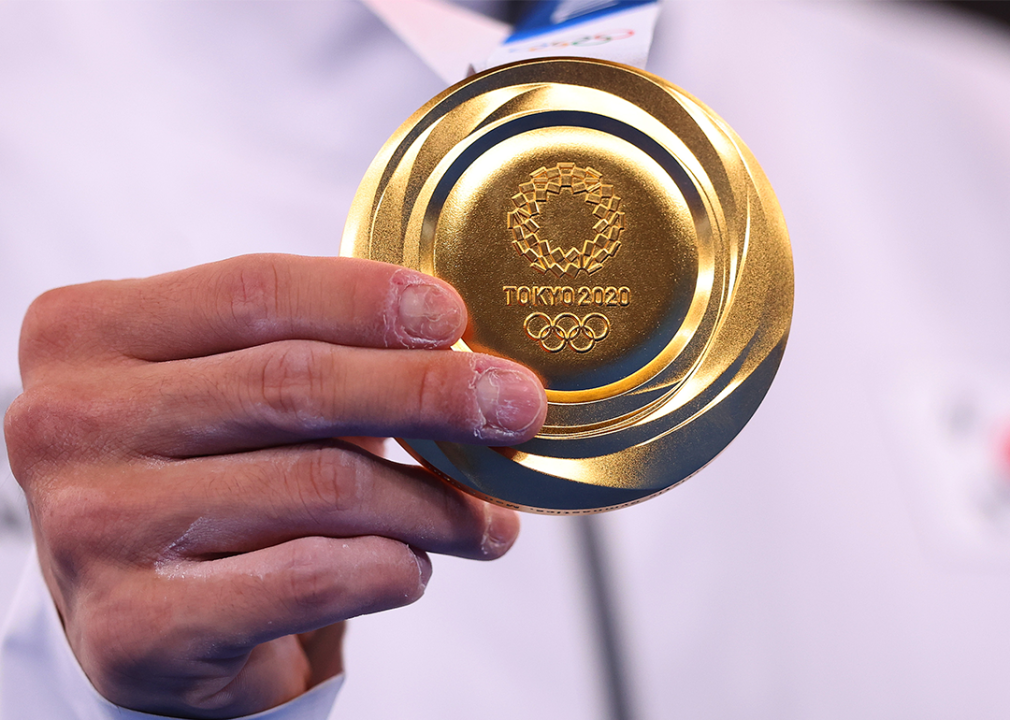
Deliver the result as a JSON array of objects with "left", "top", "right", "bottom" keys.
[
  {"left": 478, "top": 0, "right": 660, "bottom": 74},
  {"left": 364, "top": 0, "right": 661, "bottom": 85}
]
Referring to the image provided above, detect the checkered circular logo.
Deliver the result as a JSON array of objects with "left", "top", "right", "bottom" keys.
[{"left": 507, "top": 163, "right": 624, "bottom": 278}]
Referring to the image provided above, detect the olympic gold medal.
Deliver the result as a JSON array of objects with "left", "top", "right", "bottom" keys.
[{"left": 344, "top": 58, "right": 793, "bottom": 514}]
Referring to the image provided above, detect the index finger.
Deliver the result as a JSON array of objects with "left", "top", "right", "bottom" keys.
[{"left": 22, "top": 254, "right": 467, "bottom": 363}]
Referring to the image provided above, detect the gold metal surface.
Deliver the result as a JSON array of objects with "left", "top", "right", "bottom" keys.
[{"left": 345, "top": 58, "right": 793, "bottom": 513}]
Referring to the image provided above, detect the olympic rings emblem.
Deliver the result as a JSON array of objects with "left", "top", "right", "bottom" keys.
[{"left": 524, "top": 312, "right": 611, "bottom": 353}]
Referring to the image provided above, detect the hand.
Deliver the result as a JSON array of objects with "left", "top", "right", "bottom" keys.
[{"left": 3, "top": 254, "right": 546, "bottom": 718}]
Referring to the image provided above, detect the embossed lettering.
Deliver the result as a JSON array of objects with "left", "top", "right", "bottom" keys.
[{"left": 503, "top": 285, "right": 631, "bottom": 307}]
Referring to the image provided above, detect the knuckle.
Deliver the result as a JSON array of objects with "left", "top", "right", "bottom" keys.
[
  {"left": 1, "top": 393, "right": 30, "bottom": 475},
  {"left": 75, "top": 612, "right": 133, "bottom": 690},
  {"left": 297, "top": 447, "right": 366, "bottom": 517},
  {"left": 283, "top": 537, "right": 338, "bottom": 614},
  {"left": 76, "top": 595, "right": 175, "bottom": 707},
  {"left": 19, "top": 284, "right": 99, "bottom": 365},
  {"left": 4, "top": 386, "right": 82, "bottom": 479},
  {"left": 35, "top": 482, "right": 118, "bottom": 565},
  {"left": 412, "top": 357, "right": 459, "bottom": 425},
  {"left": 216, "top": 256, "right": 288, "bottom": 333},
  {"left": 3, "top": 383, "right": 128, "bottom": 480},
  {"left": 408, "top": 354, "right": 484, "bottom": 437},
  {"left": 255, "top": 342, "right": 335, "bottom": 428},
  {"left": 5, "top": 392, "right": 144, "bottom": 563}
]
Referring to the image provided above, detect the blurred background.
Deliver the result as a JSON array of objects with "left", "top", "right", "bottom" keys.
[{"left": 1, "top": 2, "right": 1009, "bottom": 719}]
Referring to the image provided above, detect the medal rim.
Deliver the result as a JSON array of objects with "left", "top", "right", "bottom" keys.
[{"left": 344, "top": 57, "right": 794, "bottom": 514}]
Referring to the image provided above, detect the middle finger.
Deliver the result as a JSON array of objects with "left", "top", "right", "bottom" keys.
[{"left": 99, "top": 340, "right": 547, "bottom": 457}]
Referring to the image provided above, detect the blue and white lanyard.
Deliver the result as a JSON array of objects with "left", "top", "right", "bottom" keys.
[{"left": 478, "top": 0, "right": 661, "bottom": 72}]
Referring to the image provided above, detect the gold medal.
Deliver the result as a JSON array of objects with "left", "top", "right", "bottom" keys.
[{"left": 345, "top": 58, "right": 793, "bottom": 513}]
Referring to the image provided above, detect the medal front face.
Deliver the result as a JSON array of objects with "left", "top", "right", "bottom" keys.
[{"left": 345, "top": 58, "right": 793, "bottom": 513}]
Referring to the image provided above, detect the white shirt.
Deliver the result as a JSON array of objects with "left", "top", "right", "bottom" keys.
[{"left": 2, "top": 2, "right": 1010, "bottom": 718}]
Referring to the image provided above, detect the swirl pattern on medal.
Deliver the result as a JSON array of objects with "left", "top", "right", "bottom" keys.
[
  {"left": 346, "top": 58, "right": 794, "bottom": 513},
  {"left": 508, "top": 162, "right": 624, "bottom": 277},
  {"left": 524, "top": 312, "right": 611, "bottom": 353}
]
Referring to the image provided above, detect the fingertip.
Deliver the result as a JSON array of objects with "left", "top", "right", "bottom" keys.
[
  {"left": 472, "top": 363, "right": 548, "bottom": 445},
  {"left": 387, "top": 270, "right": 467, "bottom": 348},
  {"left": 411, "top": 547, "right": 433, "bottom": 592},
  {"left": 351, "top": 538, "right": 432, "bottom": 608},
  {"left": 481, "top": 504, "right": 521, "bottom": 559}
]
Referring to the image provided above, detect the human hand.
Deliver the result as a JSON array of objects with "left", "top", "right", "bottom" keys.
[{"left": 3, "top": 254, "right": 546, "bottom": 718}]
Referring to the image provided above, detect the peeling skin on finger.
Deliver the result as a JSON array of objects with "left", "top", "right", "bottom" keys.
[
  {"left": 381, "top": 270, "right": 414, "bottom": 348},
  {"left": 157, "top": 536, "right": 433, "bottom": 603},
  {"left": 466, "top": 355, "right": 491, "bottom": 438},
  {"left": 156, "top": 559, "right": 197, "bottom": 580},
  {"left": 468, "top": 356, "right": 544, "bottom": 443},
  {"left": 382, "top": 269, "right": 464, "bottom": 349}
]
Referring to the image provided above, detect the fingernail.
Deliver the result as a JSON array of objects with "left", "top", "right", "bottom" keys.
[
  {"left": 412, "top": 549, "right": 432, "bottom": 593},
  {"left": 397, "top": 283, "right": 464, "bottom": 344},
  {"left": 482, "top": 505, "right": 520, "bottom": 557},
  {"left": 475, "top": 367, "right": 545, "bottom": 442}
]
